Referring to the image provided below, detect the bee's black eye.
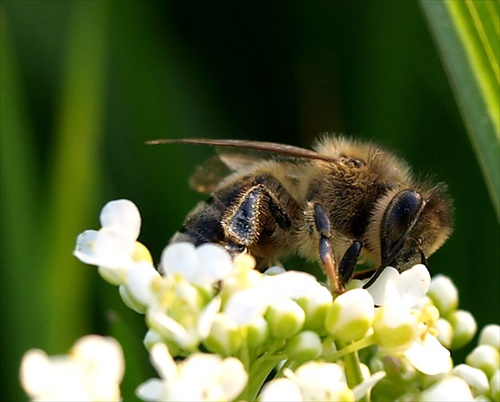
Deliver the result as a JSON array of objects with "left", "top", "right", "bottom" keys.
[
  {"left": 385, "top": 190, "right": 422, "bottom": 235},
  {"left": 380, "top": 190, "right": 424, "bottom": 267}
]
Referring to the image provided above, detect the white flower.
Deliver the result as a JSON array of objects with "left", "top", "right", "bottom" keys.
[
  {"left": 478, "top": 324, "right": 500, "bottom": 349},
  {"left": 466, "top": 344, "right": 500, "bottom": 379},
  {"left": 159, "top": 242, "right": 233, "bottom": 288},
  {"left": 284, "top": 330, "right": 323, "bottom": 363},
  {"left": 325, "top": 288, "right": 374, "bottom": 342},
  {"left": 20, "top": 335, "right": 124, "bottom": 401},
  {"left": 419, "top": 375, "right": 474, "bottom": 401},
  {"left": 136, "top": 343, "right": 247, "bottom": 401},
  {"left": 367, "top": 264, "right": 430, "bottom": 308},
  {"left": 452, "top": 364, "right": 490, "bottom": 397},
  {"left": 265, "top": 298, "right": 306, "bottom": 339},
  {"left": 448, "top": 309, "right": 477, "bottom": 349},
  {"left": 259, "top": 362, "right": 356, "bottom": 401},
  {"left": 372, "top": 274, "right": 419, "bottom": 354},
  {"left": 369, "top": 265, "right": 451, "bottom": 375},
  {"left": 404, "top": 327, "right": 452, "bottom": 375},
  {"left": 119, "top": 260, "right": 161, "bottom": 313},
  {"left": 224, "top": 270, "right": 327, "bottom": 325},
  {"left": 427, "top": 274, "right": 458, "bottom": 316},
  {"left": 74, "top": 199, "right": 152, "bottom": 285},
  {"left": 147, "top": 274, "right": 221, "bottom": 351},
  {"left": 258, "top": 378, "right": 303, "bottom": 401}
]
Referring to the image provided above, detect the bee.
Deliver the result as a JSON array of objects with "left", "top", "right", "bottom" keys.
[{"left": 148, "top": 136, "right": 453, "bottom": 292}]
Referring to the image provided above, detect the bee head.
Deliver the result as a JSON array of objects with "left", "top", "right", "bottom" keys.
[{"left": 366, "top": 184, "right": 453, "bottom": 276}]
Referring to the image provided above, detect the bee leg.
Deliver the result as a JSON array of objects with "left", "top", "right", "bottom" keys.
[
  {"left": 313, "top": 204, "right": 344, "bottom": 293},
  {"left": 222, "top": 176, "right": 298, "bottom": 248},
  {"left": 338, "top": 240, "right": 363, "bottom": 284}
]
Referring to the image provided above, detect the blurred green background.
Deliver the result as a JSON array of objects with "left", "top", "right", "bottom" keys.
[{"left": 1, "top": 1, "right": 498, "bottom": 400}]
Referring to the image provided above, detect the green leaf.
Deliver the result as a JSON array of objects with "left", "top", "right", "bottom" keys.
[
  {"left": 42, "top": 1, "right": 109, "bottom": 351},
  {"left": 420, "top": 0, "right": 500, "bottom": 221}
]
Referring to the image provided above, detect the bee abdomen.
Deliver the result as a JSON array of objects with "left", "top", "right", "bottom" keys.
[
  {"left": 170, "top": 199, "right": 226, "bottom": 246},
  {"left": 170, "top": 181, "right": 246, "bottom": 248}
]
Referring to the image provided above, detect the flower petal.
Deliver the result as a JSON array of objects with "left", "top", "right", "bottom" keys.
[
  {"left": 195, "top": 244, "right": 233, "bottom": 286},
  {"left": 150, "top": 343, "right": 177, "bottom": 383},
  {"left": 160, "top": 242, "right": 199, "bottom": 280},
  {"left": 136, "top": 378, "right": 165, "bottom": 401},
  {"left": 100, "top": 199, "right": 141, "bottom": 239},
  {"left": 352, "top": 371, "right": 386, "bottom": 401},
  {"left": 259, "top": 378, "right": 303, "bottom": 402},
  {"left": 224, "top": 287, "right": 277, "bottom": 325},
  {"left": 366, "top": 267, "right": 399, "bottom": 306},
  {"left": 125, "top": 262, "right": 161, "bottom": 307},
  {"left": 404, "top": 334, "right": 452, "bottom": 375},
  {"left": 220, "top": 357, "right": 248, "bottom": 399},
  {"left": 420, "top": 376, "right": 473, "bottom": 401},
  {"left": 397, "top": 264, "right": 430, "bottom": 309},
  {"left": 74, "top": 228, "right": 135, "bottom": 270}
]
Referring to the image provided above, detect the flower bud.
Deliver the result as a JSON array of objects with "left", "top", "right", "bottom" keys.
[
  {"left": 325, "top": 289, "right": 374, "bottom": 342},
  {"left": 204, "top": 314, "right": 243, "bottom": 356},
  {"left": 143, "top": 329, "right": 163, "bottom": 350},
  {"left": 478, "top": 324, "right": 500, "bottom": 350},
  {"left": 265, "top": 299, "right": 305, "bottom": 339},
  {"left": 119, "top": 285, "right": 146, "bottom": 314},
  {"left": 373, "top": 312, "right": 418, "bottom": 354},
  {"left": 284, "top": 331, "right": 322, "bottom": 363},
  {"left": 119, "top": 261, "right": 161, "bottom": 313},
  {"left": 420, "top": 376, "right": 473, "bottom": 401},
  {"left": 427, "top": 275, "right": 458, "bottom": 316},
  {"left": 296, "top": 286, "right": 332, "bottom": 332},
  {"left": 435, "top": 318, "right": 453, "bottom": 349},
  {"left": 452, "top": 364, "right": 489, "bottom": 397},
  {"left": 466, "top": 344, "right": 499, "bottom": 379},
  {"left": 259, "top": 378, "right": 302, "bottom": 402},
  {"left": 246, "top": 316, "right": 269, "bottom": 349},
  {"left": 448, "top": 310, "right": 477, "bottom": 350}
]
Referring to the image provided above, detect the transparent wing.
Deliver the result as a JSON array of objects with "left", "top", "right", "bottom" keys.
[{"left": 147, "top": 138, "right": 335, "bottom": 194}]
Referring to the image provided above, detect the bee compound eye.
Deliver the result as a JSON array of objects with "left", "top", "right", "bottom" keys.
[
  {"left": 380, "top": 190, "right": 424, "bottom": 267},
  {"left": 384, "top": 190, "right": 423, "bottom": 237}
]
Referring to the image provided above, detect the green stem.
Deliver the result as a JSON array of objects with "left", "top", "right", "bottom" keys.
[
  {"left": 327, "top": 334, "right": 376, "bottom": 361},
  {"left": 274, "top": 358, "right": 292, "bottom": 379},
  {"left": 246, "top": 353, "right": 287, "bottom": 401},
  {"left": 336, "top": 336, "right": 377, "bottom": 402}
]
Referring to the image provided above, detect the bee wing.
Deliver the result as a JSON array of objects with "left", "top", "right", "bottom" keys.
[
  {"left": 147, "top": 138, "right": 336, "bottom": 194},
  {"left": 187, "top": 155, "right": 234, "bottom": 194},
  {"left": 147, "top": 138, "right": 336, "bottom": 162}
]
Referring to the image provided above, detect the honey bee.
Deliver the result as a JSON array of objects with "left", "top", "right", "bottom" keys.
[{"left": 148, "top": 136, "right": 453, "bottom": 292}]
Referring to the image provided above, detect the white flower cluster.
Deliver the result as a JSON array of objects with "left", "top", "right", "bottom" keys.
[
  {"left": 20, "top": 335, "right": 124, "bottom": 401},
  {"left": 19, "top": 199, "right": 500, "bottom": 401}
]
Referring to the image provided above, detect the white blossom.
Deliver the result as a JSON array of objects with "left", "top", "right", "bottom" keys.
[
  {"left": 20, "top": 335, "right": 124, "bottom": 401},
  {"left": 159, "top": 242, "right": 233, "bottom": 288},
  {"left": 419, "top": 376, "right": 474, "bottom": 401},
  {"left": 74, "top": 199, "right": 152, "bottom": 285},
  {"left": 478, "top": 324, "right": 500, "bottom": 349},
  {"left": 452, "top": 364, "right": 490, "bottom": 396},
  {"left": 325, "top": 288, "right": 374, "bottom": 342},
  {"left": 369, "top": 265, "right": 451, "bottom": 375},
  {"left": 224, "top": 270, "right": 328, "bottom": 325},
  {"left": 259, "top": 361, "right": 354, "bottom": 401},
  {"left": 136, "top": 343, "right": 247, "bottom": 401}
]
